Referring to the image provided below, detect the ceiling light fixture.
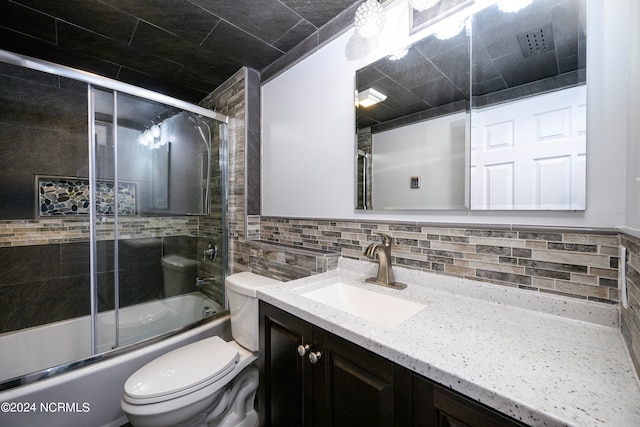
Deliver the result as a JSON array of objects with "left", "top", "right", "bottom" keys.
[
  {"left": 354, "top": 0, "right": 385, "bottom": 39},
  {"left": 357, "top": 88, "right": 387, "bottom": 108},
  {"left": 497, "top": 0, "right": 533, "bottom": 13},
  {"left": 409, "top": 0, "right": 439, "bottom": 12}
]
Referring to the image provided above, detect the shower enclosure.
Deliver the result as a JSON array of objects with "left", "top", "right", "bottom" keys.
[{"left": 0, "top": 50, "right": 229, "bottom": 386}]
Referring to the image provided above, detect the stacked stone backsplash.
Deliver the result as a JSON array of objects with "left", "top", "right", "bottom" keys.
[
  {"left": 621, "top": 234, "right": 640, "bottom": 378},
  {"left": 234, "top": 239, "right": 340, "bottom": 282},
  {"left": 257, "top": 216, "right": 620, "bottom": 304},
  {"left": 0, "top": 216, "right": 199, "bottom": 247}
]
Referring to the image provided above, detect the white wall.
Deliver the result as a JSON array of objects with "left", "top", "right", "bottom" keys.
[
  {"left": 371, "top": 113, "right": 466, "bottom": 210},
  {"left": 261, "top": 0, "right": 630, "bottom": 228},
  {"left": 624, "top": 0, "right": 640, "bottom": 233}
]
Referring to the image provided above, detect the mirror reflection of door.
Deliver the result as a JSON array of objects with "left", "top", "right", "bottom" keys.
[{"left": 355, "top": 0, "right": 586, "bottom": 211}]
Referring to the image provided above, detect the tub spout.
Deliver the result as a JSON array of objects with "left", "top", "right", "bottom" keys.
[
  {"left": 364, "top": 233, "right": 406, "bottom": 290},
  {"left": 196, "top": 276, "right": 215, "bottom": 287}
]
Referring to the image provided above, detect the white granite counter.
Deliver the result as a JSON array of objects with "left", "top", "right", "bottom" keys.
[{"left": 257, "top": 258, "right": 640, "bottom": 427}]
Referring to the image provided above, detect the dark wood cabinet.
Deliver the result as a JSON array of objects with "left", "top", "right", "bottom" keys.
[
  {"left": 413, "top": 375, "right": 526, "bottom": 427},
  {"left": 313, "top": 327, "right": 412, "bottom": 427},
  {"left": 259, "top": 301, "right": 525, "bottom": 427},
  {"left": 259, "top": 301, "right": 314, "bottom": 427}
]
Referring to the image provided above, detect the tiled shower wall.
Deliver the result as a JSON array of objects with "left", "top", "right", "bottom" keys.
[{"left": 0, "top": 217, "right": 202, "bottom": 333}]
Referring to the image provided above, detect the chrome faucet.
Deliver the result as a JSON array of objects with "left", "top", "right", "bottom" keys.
[
  {"left": 203, "top": 241, "right": 218, "bottom": 262},
  {"left": 364, "top": 233, "right": 406, "bottom": 290}
]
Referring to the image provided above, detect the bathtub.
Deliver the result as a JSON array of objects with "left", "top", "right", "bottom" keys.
[{"left": 0, "top": 294, "right": 230, "bottom": 427}]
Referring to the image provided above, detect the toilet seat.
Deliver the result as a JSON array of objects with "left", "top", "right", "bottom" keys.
[{"left": 123, "top": 336, "right": 239, "bottom": 405}]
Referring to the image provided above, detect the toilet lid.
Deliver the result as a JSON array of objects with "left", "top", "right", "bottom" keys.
[{"left": 124, "top": 336, "right": 239, "bottom": 400}]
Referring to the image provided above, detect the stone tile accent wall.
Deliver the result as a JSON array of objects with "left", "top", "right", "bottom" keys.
[
  {"left": 234, "top": 240, "right": 340, "bottom": 282},
  {"left": 201, "top": 68, "right": 267, "bottom": 278},
  {"left": 0, "top": 216, "right": 199, "bottom": 247},
  {"left": 201, "top": 68, "right": 249, "bottom": 274},
  {"left": 258, "top": 217, "right": 620, "bottom": 304},
  {"left": 621, "top": 234, "right": 640, "bottom": 378},
  {"left": 37, "top": 176, "right": 137, "bottom": 216}
]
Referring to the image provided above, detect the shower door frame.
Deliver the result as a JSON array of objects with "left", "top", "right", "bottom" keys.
[{"left": 0, "top": 49, "right": 230, "bottom": 357}]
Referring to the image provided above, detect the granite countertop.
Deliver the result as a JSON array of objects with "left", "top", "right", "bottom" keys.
[{"left": 256, "top": 258, "right": 640, "bottom": 427}]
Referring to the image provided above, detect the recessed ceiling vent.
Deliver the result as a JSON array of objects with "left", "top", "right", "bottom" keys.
[{"left": 517, "top": 24, "right": 555, "bottom": 57}]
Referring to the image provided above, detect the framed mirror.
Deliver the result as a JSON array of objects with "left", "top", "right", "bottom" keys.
[{"left": 355, "top": 0, "right": 586, "bottom": 211}]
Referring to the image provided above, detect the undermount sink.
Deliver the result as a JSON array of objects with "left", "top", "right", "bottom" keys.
[{"left": 300, "top": 282, "right": 427, "bottom": 328}]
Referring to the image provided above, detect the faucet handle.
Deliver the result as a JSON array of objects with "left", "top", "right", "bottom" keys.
[{"left": 375, "top": 232, "right": 393, "bottom": 245}]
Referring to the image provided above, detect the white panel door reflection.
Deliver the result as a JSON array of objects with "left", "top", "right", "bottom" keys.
[{"left": 471, "top": 85, "right": 586, "bottom": 210}]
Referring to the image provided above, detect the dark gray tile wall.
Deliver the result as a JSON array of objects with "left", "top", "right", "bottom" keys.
[
  {"left": 0, "top": 63, "right": 88, "bottom": 219},
  {"left": 0, "top": 240, "right": 165, "bottom": 333}
]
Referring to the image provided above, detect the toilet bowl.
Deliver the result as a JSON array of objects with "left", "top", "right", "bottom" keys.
[{"left": 121, "top": 272, "right": 279, "bottom": 427}]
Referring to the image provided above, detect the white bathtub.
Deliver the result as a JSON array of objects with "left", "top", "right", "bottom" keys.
[
  {"left": 0, "top": 294, "right": 229, "bottom": 427},
  {"left": 0, "top": 292, "right": 221, "bottom": 382}
]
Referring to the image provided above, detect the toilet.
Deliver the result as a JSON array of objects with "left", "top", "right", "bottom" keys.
[
  {"left": 121, "top": 271, "right": 279, "bottom": 427},
  {"left": 162, "top": 254, "right": 198, "bottom": 297}
]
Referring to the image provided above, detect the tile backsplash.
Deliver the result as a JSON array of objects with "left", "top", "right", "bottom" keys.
[
  {"left": 621, "top": 234, "right": 640, "bottom": 378},
  {"left": 256, "top": 217, "right": 620, "bottom": 304}
]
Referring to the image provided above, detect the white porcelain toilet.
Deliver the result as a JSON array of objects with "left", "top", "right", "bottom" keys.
[{"left": 121, "top": 271, "right": 279, "bottom": 427}]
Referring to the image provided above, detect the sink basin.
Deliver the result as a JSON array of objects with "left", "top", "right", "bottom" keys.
[{"left": 300, "top": 282, "right": 426, "bottom": 328}]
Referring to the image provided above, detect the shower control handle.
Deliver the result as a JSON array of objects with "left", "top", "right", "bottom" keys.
[{"left": 204, "top": 241, "right": 218, "bottom": 262}]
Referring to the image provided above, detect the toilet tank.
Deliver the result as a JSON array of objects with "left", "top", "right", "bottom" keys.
[
  {"left": 225, "top": 272, "right": 279, "bottom": 352},
  {"left": 161, "top": 255, "right": 197, "bottom": 297}
]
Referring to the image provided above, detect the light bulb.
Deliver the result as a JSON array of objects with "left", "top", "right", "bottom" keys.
[
  {"left": 409, "top": 0, "right": 438, "bottom": 12},
  {"left": 150, "top": 124, "right": 161, "bottom": 138},
  {"left": 497, "top": 0, "right": 533, "bottom": 13},
  {"left": 143, "top": 130, "right": 154, "bottom": 145},
  {"left": 355, "top": 0, "right": 385, "bottom": 39},
  {"left": 435, "top": 20, "right": 465, "bottom": 40}
]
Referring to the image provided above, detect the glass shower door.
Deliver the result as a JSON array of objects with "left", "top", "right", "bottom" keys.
[{"left": 90, "top": 87, "right": 226, "bottom": 352}]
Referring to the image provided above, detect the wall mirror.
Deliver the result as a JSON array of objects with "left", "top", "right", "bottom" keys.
[{"left": 355, "top": 0, "right": 586, "bottom": 210}]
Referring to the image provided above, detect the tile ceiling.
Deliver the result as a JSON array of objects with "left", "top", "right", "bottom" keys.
[
  {"left": 357, "top": 0, "right": 586, "bottom": 131},
  {"left": 0, "top": 0, "right": 359, "bottom": 103}
]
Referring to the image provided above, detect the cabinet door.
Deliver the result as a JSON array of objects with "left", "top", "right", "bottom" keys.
[
  {"left": 313, "top": 327, "right": 412, "bottom": 427},
  {"left": 259, "top": 301, "right": 315, "bottom": 427},
  {"left": 413, "top": 375, "right": 526, "bottom": 427}
]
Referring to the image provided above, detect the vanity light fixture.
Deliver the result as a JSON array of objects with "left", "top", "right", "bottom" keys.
[
  {"left": 357, "top": 88, "right": 387, "bottom": 108},
  {"left": 409, "top": 0, "right": 439, "bottom": 12},
  {"left": 354, "top": 0, "right": 385, "bottom": 39},
  {"left": 497, "top": 0, "right": 533, "bottom": 13}
]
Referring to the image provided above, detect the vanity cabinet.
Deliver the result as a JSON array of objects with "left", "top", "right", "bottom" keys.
[{"left": 259, "top": 301, "right": 525, "bottom": 427}]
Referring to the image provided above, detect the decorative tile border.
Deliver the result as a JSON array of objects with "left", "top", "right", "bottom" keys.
[
  {"left": 0, "top": 216, "right": 200, "bottom": 247},
  {"left": 36, "top": 175, "right": 137, "bottom": 217}
]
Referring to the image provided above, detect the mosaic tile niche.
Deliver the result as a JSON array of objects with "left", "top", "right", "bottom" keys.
[{"left": 37, "top": 176, "right": 137, "bottom": 216}]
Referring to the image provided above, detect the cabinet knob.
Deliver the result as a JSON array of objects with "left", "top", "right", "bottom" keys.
[
  {"left": 297, "top": 344, "right": 310, "bottom": 357},
  {"left": 309, "top": 351, "right": 322, "bottom": 364}
]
